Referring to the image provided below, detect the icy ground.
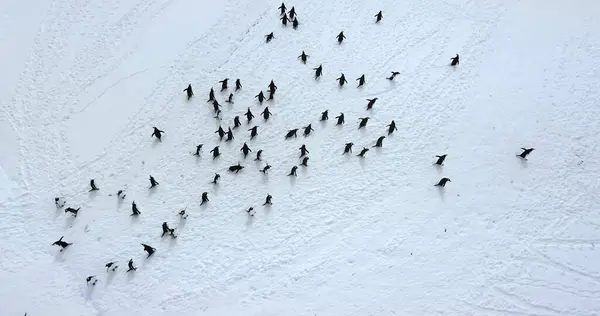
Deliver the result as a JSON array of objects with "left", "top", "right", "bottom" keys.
[{"left": 1, "top": 0, "right": 600, "bottom": 315}]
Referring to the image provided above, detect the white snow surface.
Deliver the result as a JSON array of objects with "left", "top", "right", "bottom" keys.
[{"left": 1, "top": 0, "right": 600, "bottom": 315}]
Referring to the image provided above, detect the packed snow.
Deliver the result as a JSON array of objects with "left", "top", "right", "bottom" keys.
[{"left": 1, "top": 0, "right": 600, "bottom": 315}]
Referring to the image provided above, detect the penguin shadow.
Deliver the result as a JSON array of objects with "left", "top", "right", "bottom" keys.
[
  {"left": 213, "top": 183, "right": 220, "bottom": 195},
  {"left": 84, "top": 284, "right": 95, "bottom": 301},
  {"left": 147, "top": 187, "right": 157, "bottom": 197},
  {"left": 434, "top": 163, "right": 443, "bottom": 174},
  {"left": 126, "top": 270, "right": 136, "bottom": 282},
  {"left": 518, "top": 157, "right": 528, "bottom": 169},
  {"left": 358, "top": 157, "right": 366, "bottom": 169},
  {"left": 374, "top": 146, "right": 382, "bottom": 155},
  {"left": 260, "top": 173, "right": 269, "bottom": 185},
  {"left": 178, "top": 217, "right": 187, "bottom": 230},
  {"left": 300, "top": 165, "right": 308, "bottom": 176},
  {"left": 63, "top": 215, "right": 76, "bottom": 229},
  {"left": 288, "top": 175, "right": 296, "bottom": 187},
  {"left": 436, "top": 186, "right": 446, "bottom": 201},
  {"left": 54, "top": 207, "right": 63, "bottom": 220},
  {"left": 263, "top": 204, "right": 272, "bottom": 215},
  {"left": 53, "top": 249, "right": 67, "bottom": 262},
  {"left": 167, "top": 235, "right": 177, "bottom": 249},
  {"left": 245, "top": 214, "right": 254, "bottom": 227},
  {"left": 105, "top": 270, "right": 116, "bottom": 286},
  {"left": 152, "top": 138, "right": 162, "bottom": 148},
  {"left": 117, "top": 196, "right": 125, "bottom": 207},
  {"left": 130, "top": 215, "right": 140, "bottom": 225}
]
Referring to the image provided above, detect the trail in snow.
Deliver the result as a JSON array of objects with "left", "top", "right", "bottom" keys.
[{"left": 1, "top": 0, "right": 600, "bottom": 315}]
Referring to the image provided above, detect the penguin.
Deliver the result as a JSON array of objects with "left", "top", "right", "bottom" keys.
[
  {"left": 246, "top": 207, "right": 255, "bottom": 216},
  {"left": 303, "top": 124, "right": 314, "bottom": 137},
  {"left": 141, "top": 243, "right": 155, "bottom": 258},
  {"left": 183, "top": 84, "right": 193, "bottom": 100},
  {"left": 207, "top": 88, "right": 215, "bottom": 102},
  {"left": 226, "top": 93, "right": 234, "bottom": 104},
  {"left": 373, "top": 136, "right": 385, "bottom": 147},
  {"left": 356, "top": 74, "right": 365, "bottom": 87},
  {"left": 89, "top": 179, "right": 99, "bottom": 191},
  {"left": 225, "top": 127, "right": 234, "bottom": 142},
  {"left": 387, "top": 120, "right": 398, "bottom": 135},
  {"left": 261, "top": 107, "right": 272, "bottom": 121},
  {"left": 314, "top": 64, "right": 323, "bottom": 79},
  {"left": 259, "top": 163, "right": 271, "bottom": 174},
  {"left": 255, "top": 91, "right": 265, "bottom": 104},
  {"left": 358, "top": 117, "right": 370, "bottom": 129},
  {"left": 201, "top": 192, "right": 209, "bottom": 205},
  {"left": 105, "top": 261, "right": 118, "bottom": 272},
  {"left": 263, "top": 194, "right": 273, "bottom": 205},
  {"left": 245, "top": 107, "right": 255, "bottom": 123},
  {"left": 131, "top": 201, "right": 141, "bottom": 216},
  {"left": 288, "top": 6, "right": 296, "bottom": 19},
  {"left": 366, "top": 98, "right": 378, "bottom": 110},
  {"left": 517, "top": 148, "right": 534, "bottom": 159},
  {"left": 52, "top": 236, "right": 72, "bottom": 250},
  {"left": 357, "top": 147, "right": 369, "bottom": 157},
  {"left": 254, "top": 150, "right": 263, "bottom": 161},
  {"left": 235, "top": 79, "right": 242, "bottom": 91},
  {"left": 248, "top": 126, "right": 259, "bottom": 140},
  {"left": 298, "top": 51, "right": 309, "bottom": 64},
  {"left": 64, "top": 207, "right": 80, "bottom": 217},
  {"left": 86, "top": 276, "right": 98, "bottom": 285},
  {"left": 288, "top": 166, "right": 298, "bottom": 176},
  {"left": 386, "top": 71, "right": 400, "bottom": 80},
  {"left": 336, "top": 73, "right": 347, "bottom": 87},
  {"left": 210, "top": 146, "right": 221, "bottom": 160},
  {"left": 219, "top": 78, "right": 229, "bottom": 91},
  {"left": 434, "top": 154, "right": 447, "bottom": 165},
  {"left": 193, "top": 144, "right": 203, "bottom": 156},
  {"left": 278, "top": 3, "right": 286, "bottom": 15},
  {"left": 241, "top": 142, "right": 252, "bottom": 158},
  {"left": 343, "top": 142, "right": 354, "bottom": 154},
  {"left": 336, "top": 31, "right": 346, "bottom": 44},
  {"left": 161, "top": 222, "right": 176, "bottom": 238},
  {"left": 280, "top": 13, "right": 289, "bottom": 26},
  {"left": 151, "top": 127, "right": 165, "bottom": 142},
  {"left": 126, "top": 259, "right": 137, "bottom": 272},
  {"left": 178, "top": 209, "right": 188, "bottom": 219},
  {"left": 265, "top": 32, "right": 274, "bottom": 43},
  {"left": 435, "top": 178, "right": 451, "bottom": 187},
  {"left": 300, "top": 157, "right": 309, "bottom": 166},
  {"left": 212, "top": 100, "right": 222, "bottom": 113},
  {"left": 229, "top": 163, "right": 245, "bottom": 173},
  {"left": 268, "top": 80, "right": 277, "bottom": 94},
  {"left": 149, "top": 175, "right": 159, "bottom": 188},
  {"left": 212, "top": 173, "right": 221, "bottom": 184},
  {"left": 285, "top": 128, "right": 298, "bottom": 139},
  {"left": 233, "top": 116, "right": 242, "bottom": 129},
  {"left": 375, "top": 10, "right": 383, "bottom": 23},
  {"left": 292, "top": 17, "right": 299, "bottom": 30},
  {"left": 299, "top": 144, "right": 309, "bottom": 157},
  {"left": 320, "top": 110, "right": 329, "bottom": 121},
  {"left": 450, "top": 54, "right": 459, "bottom": 66},
  {"left": 335, "top": 113, "right": 345, "bottom": 125}
]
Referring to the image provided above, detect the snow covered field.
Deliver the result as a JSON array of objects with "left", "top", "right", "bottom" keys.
[{"left": 1, "top": 0, "right": 600, "bottom": 315}]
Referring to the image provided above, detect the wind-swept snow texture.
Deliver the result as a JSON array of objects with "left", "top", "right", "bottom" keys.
[{"left": 1, "top": 0, "right": 600, "bottom": 315}]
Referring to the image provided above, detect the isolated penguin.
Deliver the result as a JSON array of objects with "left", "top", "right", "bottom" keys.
[
  {"left": 212, "top": 173, "right": 221, "bottom": 184},
  {"left": 226, "top": 93, "right": 234, "bottom": 104},
  {"left": 201, "top": 192, "right": 209, "bottom": 205},
  {"left": 210, "top": 146, "right": 221, "bottom": 160},
  {"left": 299, "top": 144, "right": 309, "bottom": 157},
  {"left": 517, "top": 148, "right": 534, "bottom": 159},
  {"left": 65, "top": 207, "right": 80, "bottom": 217},
  {"left": 278, "top": 2, "right": 286, "bottom": 15},
  {"left": 248, "top": 126, "right": 259, "bottom": 140},
  {"left": 233, "top": 116, "right": 242, "bottom": 129},
  {"left": 450, "top": 54, "right": 459, "bottom": 66},
  {"left": 303, "top": 124, "right": 314, "bottom": 137},
  {"left": 288, "top": 165, "right": 298, "bottom": 176},
  {"left": 261, "top": 107, "right": 272, "bottom": 121},
  {"left": 149, "top": 175, "right": 159, "bottom": 188},
  {"left": 373, "top": 136, "right": 385, "bottom": 147},
  {"left": 434, "top": 154, "right": 447, "bottom": 165},
  {"left": 254, "top": 149, "right": 263, "bottom": 161},
  {"left": 268, "top": 80, "right": 278, "bottom": 94},
  {"left": 314, "top": 64, "right": 323, "bottom": 79},
  {"left": 179, "top": 209, "right": 188, "bottom": 219},
  {"left": 141, "top": 243, "right": 155, "bottom": 258},
  {"left": 152, "top": 127, "right": 165, "bottom": 142},
  {"left": 357, "top": 147, "right": 369, "bottom": 157},
  {"left": 300, "top": 156, "right": 309, "bottom": 166},
  {"left": 246, "top": 207, "right": 255, "bottom": 216},
  {"left": 193, "top": 144, "right": 203, "bottom": 156},
  {"left": 375, "top": 10, "right": 383, "bottom": 23},
  {"left": 265, "top": 32, "right": 274, "bottom": 43},
  {"left": 336, "top": 31, "right": 346, "bottom": 44},
  {"left": 86, "top": 276, "right": 97, "bottom": 285},
  {"left": 183, "top": 84, "right": 193, "bottom": 100},
  {"left": 387, "top": 120, "right": 398, "bottom": 135},
  {"left": 358, "top": 117, "right": 370, "bottom": 129},
  {"left": 161, "top": 222, "right": 176, "bottom": 238},
  {"left": 285, "top": 128, "right": 298, "bottom": 139},
  {"left": 435, "top": 178, "right": 451, "bottom": 187},
  {"left": 229, "top": 163, "right": 245, "bottom": 173},
  {"left": 235, "top": 79, "right": 242, "bottom": 91},
  {"left": 214, "top": 126, "right": 226, "bottom": 140},
  {"left": 259, "top": 163, "right": 272, "bottom": 174},
  {"left": 131, "top": 201, "right": 141, "bottom": 216},
  {"left": 263, "top": 194, "right": 273, "bottom": 205},
  {"left": 336, "top": 73, "right": 347, "bottom": 87},
  {"left": 219, "top": 78, "right": 229, "bottom": 91},
  {"left": 356, "top": 74, "right": 366, "bottom": 87},
  {"left": 225, "top": 127, "right": 234, "bottom": 142},
  {"left": 386, "top": 71, "right": 400, "bottom": 80},
  {"left": 335, "top": 113, "right": 345, "bottom": 125},
  {"left": 105, "top": 261, "right": 118, "bottom": 272},
  {"left": 320, "top": 110, "right": 329, "bottom": 121},
  {"left": 241, "top": 142, "right": 252, "bottom": 158},
  {"left": 268, "top": 89, "right": 275, "bottom": 101},
  {"left": 366, "top": 98, "right": 378, "bottom": 110},
  {"left": 343, "top": 142, "right": 354, "bottom": 154},
  {"left": 126, "top": 259, "right": 137, "bottom": 272},
  {"left": 298, "top": 51, "right": 309, "bottom": 64},
  {"left": 52, "top": 236, "right": 72, "bottom": 250},
  {"left": 255, "top": 91, "right": 265, "bottom": 104},
  {"left": 89, "top": 179, "right": 99, "bottom": 191},
  {"left": 207, "top": 88, "right": 215, "bottom": 102}
]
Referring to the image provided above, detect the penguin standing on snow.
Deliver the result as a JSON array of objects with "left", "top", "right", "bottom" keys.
[
  {"left": 374, "top": 11, "right": 383, "bottom": 23},
  {"left": 131, "top": 201, "right": 141, "bottom": 216},
  {"left": 335, "top": 113, "right": 345, "bottom": 125},
  {"left": 233, "top": 116, "right": 242, "bottom": 129},
  {"left": 141, "top": 243, "right": 155, "bottom": 258},
  {"left": 210, "top": 146, "right": 221, "bottom": 160},
  {"left": 263, "top": 194, "right": 273, "bottom": 205},
  {"left": 212, "top": 173, "right": 221, "bottom": 184},
  {"left": 161, "top": 222, "right": 176, "bottom": 238},
  {"left": 366, "top": 98, "right": 378, "bottom": 110},
  {"left": 212, "top": 100, "right": 222, "bottom": 113},
  {"left": 219, "top": 78, "right": 229, "bottom": 91},
  {"left": 336, "top": 31, "right": 346, "bottom": 44},
  {"left": 299, "top": 144, "right": 309, "bottom": 157},
  {"left": 241, "top": 142, "right": 252, "bottom": 158},
  {"left": 86, "top": 276, "right": 98, "bottom": 286},
  {"left": 225, "top": 128, "right": 234, "bottom": 142},
  {"left": 434, "top": 154, "right": 447, "bottom": 165},
  {"left": 262, "top": 107, "right": 272, "bottom": 121},
  {"left": 193, "top": 144, "right": 203, "bottom": 156},
  {"left": 152, "top": 127, "right": 165, "bottom": 142},
  {"left": 288, "top": 6, "right": 296, "bottom": 19},
  {"left": 387, "top": 120, "right": 398, "bottom": 135},
  {"left": 278, "top": 3, "right": 286, "bottom": 15},
  {"left": 255, "top": 91, "right": 265, "bottom": 104},
  {"left": 207, "top": 88, "right": 215, "bottom": 102},
  {"left": 226, "top": 93, "right": 234, "bottom": 104},
  {"left": 285, "top": 128, "right": 298, "bottom": 139},
  {"left": 268, "top": 80, "right": 278, "bottom": 94},
  {"left": 259, "top": 163, "right": 271, "bottom": 174},
  {"left": 358, "top": 117, "right": 370, "bottom": 129},
  {"left": 245, "top": 108, "right": 255, "bottom": 123},
  {"left": 314, "top": 64, "right": 323, "bottom": 79},
  {"left": 280, "top": 13, "right": 289, "bottom": 26},
  {"left": 337, "top": 73, "right": 348, "bottom": 87},
  {"left": 183, "top": 84, "right": 193, "bottom": 100},
  {"left": 373, "top": 136, "right": 385, "bottom": 147},
  {"left": 248, "top": 126, "right": 258, "bottom": 140},
  {"left": 292, "top": 17, "right": 299, "bottom": 29},
  {"left": 356, "top": 74, "right": 365, "bottom": 87},
  {"left": 149, "top": 175, "right": 159, "bottom": 188},
  {"left": 303, "top": 124, "right": 314, "bottom": 137},
  {"left": 300, "top": 156, "right": 309, "bottom": 166},
  {"left": 229, "top": 163, "right": 245, "bottom": 173},
  {"left": 235, "top": 79, "right": 242, "bottom": 90},
  {"left": 89, "top": 179, "right": 99, "bottom": 191},
  {"left": 254, "top": 150, "right": 263, "bottom": 161},
  {"left": 450, "top": 54, "right": 459, "bottom": 66},
  {"left": 105, "top": 261, "right": 118, "bottom": 272},
  {"left": 435, "top": 178, "right": 451, "bottom": 187},
  {"left": 357, "top": 147, "right": 369, "bottom": 157},
  {"left": 288, "top": 166, "right": 298, "bottom": 176},
  {"left": 246, "top": 207, "right": 255, "bottom": 216},
  {"left": 126, "top": 259, "right": 137, "bottom": 272},
  {"left": 298, "top": 51, "right": 309, "bottom": 64},
  {"left": 517, "top": 148, "right": 534, "bottom": 159},
  {"left": 65, "top": 207, "right": 80, "bottom": 217},
  {"left": 201, "top": 192, "right": 209, "bottom": 205},
  {"left": 386, "top": 71, "right": 400, "bottom": 80},
  {"left": 265, "top": 32, "right": 274, "bottom": 43},
  {"left": 343, "top": 142, "right": 354, "bottom": 154},
  {"left": 320, "top": 110, "right": 329, "bottom": 121},
  {"left": 52, "top": 236, "right": 72, "bottom": 251}
]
